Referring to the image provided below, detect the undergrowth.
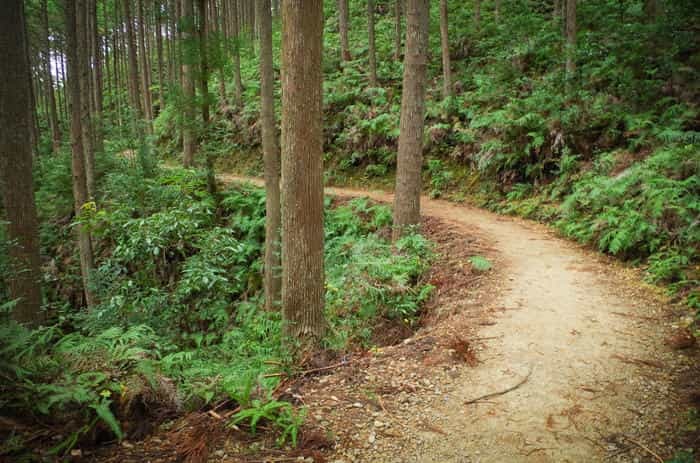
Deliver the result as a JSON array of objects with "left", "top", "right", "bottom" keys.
[{"left": 0, "top": 158, "right": 434, "bottom": 458}]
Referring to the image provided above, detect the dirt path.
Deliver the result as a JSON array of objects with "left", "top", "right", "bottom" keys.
[{"left": 217, "top": 174, "right": 685, "bottom": 462}]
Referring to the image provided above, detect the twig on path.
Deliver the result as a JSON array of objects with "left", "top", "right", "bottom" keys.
[
  {"left": 611, "top": 354, "right": 663, "bottom": 369},
  {"left": 299, "top": 359, "right": 352, "bottom": 377},
  {"left": 610, "top": 311, "right": 660, "bottom": 322},
  {"left": 464, "top": 367, "right": 533, "bottom": 405},
  {"left": 623, "top": 436, "right": 664, "bottom": 463}
]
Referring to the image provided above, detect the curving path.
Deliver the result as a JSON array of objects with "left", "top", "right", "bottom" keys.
[{"left": 219, "top": 172, "right": 677, "bottom": 462}]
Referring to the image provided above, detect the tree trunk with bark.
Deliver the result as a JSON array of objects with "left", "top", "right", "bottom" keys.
[
  {"left": 77, "top": 0, "right": 97, "bottom": 199},
  {"left": 439, "top": 0, "right": 452, "bottom": 99},
  {"left": 338, "top": 0, "right": 352, "bottom": 61},
  {"left": 258, "top": 0, "right": 281, "bottom": 312},
  {"left": 65, "top": 0, "right": 97, "bottom": 308},
  {"left": 181, "top": 0, "right": 197, "bottom": 166},
  {"left": 137, "top": 0, "right": 154, "bottom": 130},
  {"left": 281, "top": 0, "right": 326, "bottom": 343},
  {"left": 0, "top": 0, "right": 44, "bottom": 326},
  {"left": 394, "top": 0, "right": 402, "bottom": 60},
  {"left": 41, "top": 0, "right": 61, "bottom": 152},
  {"left": 392, "top": 0, "right": 429, "bottom": 241},
  {"left": 367, "top": 0, "right": 377, "bottom": 87},
  {"left": 231, "top": 0, "right": 243, "bottom": 108},
  {"left": 124, "top": 0, "right": 143, "bottom": 118},
  {"left": 565, "top": 0, "right": 576, "bottom": 78}
]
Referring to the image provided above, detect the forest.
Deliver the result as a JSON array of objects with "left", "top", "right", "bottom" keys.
[{"left": 0, "top": 0, "right": 698, "bottom": 461}]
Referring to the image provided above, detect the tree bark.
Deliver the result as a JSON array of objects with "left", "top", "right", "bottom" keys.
[
  {"left": 181, "top": 0, "right": 197, "bottom": 166},
  {"left": 338, "top": 0, "right": 351, "bottom": 61},
  {"left": 474, "top": 0, "right": 481, "bottom": 29},
  {"left": 231, "top": 0, "right": 243, "bottom": 108},
  {"left": 78, "top": 0, "right": 97, "bottom": 199},
  {"left": 257, "top": 0, "right": 282, "bottom": 312},
  {"left": 495, "top": 0, "right": 501, "bottom": 23},
  {"left": 281, "top": 0, "right": 326, "bottom": 343},
  {"left": 0, "top": 0, "right": 44, "bottom": 326},
  {"left": 156, "top": 0, "right": 166, "bottom": 113},
  {"left": 91, "top": 0, "right": 104, "bottom": 155},
  {"left": 65, "top": 0, "right": 97, "bottom": 309},
  {"left": 367, "top": 0, "right": 377, "bottom": 87},
  {"left": 124, "top": 0, "right": 143, "bottom": 118},
  {"left": 197, "top": 0, "right": 210, "bottom": 124},
  {"left": 137, "top": 0, "right": 154, "bottom": 129},
  {"left": 394, "top": 0, "right": 402, "bottom": 60},
  {"left": 392, "top": 0, "right": 429, "bottom": 241},
  {"left": 439, "top": 0, "right": 452, "bottom": 99},
  {"left": 565, "top": 0, "right": 576, "bottom": 78},
  {"left": 41, "top": 0, "right": 62, "bottom": 152}
]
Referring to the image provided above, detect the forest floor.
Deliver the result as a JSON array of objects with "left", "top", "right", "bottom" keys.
[{"left": 95, "top": 171, "right": 698, "bottom": 463}]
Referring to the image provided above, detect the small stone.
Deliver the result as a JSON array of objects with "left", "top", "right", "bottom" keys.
[
  {"left": 368, "top": 432, "right": 376, "bottom": 444},
  {"left": 352, "top": 402, "right": 363, "bottom": 408}
]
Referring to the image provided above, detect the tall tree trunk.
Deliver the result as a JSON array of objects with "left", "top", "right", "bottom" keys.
[
  {"left": 78, "top": 0, "right": 97, "bottom": 199},
  {"left": 41, "top": 0, "right": 62, "bottom": 152},
  {"left": 338, "top": 0, "right": 351, "bottom": 61},
  {"left": 553, "top": 0, "right": 561, "bottom": 20},
  {"left": 91, "top": 0, "right": 104, "bottom": 155},
  {"left": 394, "top": 0, "right": 402, "bottom": 60},
  {"left": 156, "top": 0, "right": 166, "bottom": 113},
  {"left": 0, "top": 0, "right": 44, "bottom": 326},
  {"left": 439, "top": 0, "right": 452, "bottom": 99},
  {"left": 138, "top": 0, "right": 154, "bottom": 130},
  {"left": 474, "top": 0, "right": 481, "bottom": 29},
  {"left": 181, "top": 0, "right": 197, "bottom": 166},
  {"left": 392, "top": 0, "right": 429, "bottom": 241},
  {"left": 23, "top": 9, "right": 39, "bottom": 160},
  {"left": 281, "top": 0, "right": 326, "bottom": 343},
  {"left": 258, "top": 0, "right": 281, "bottom": 312},
  {"left": 367, "top": 0, "right": 377, "bottom": 87},
  {"left": 231, "top": 0, "right": 243, "bottom": 108},
  {"left": 198, "top": 0, "right": 210, "bottom": 124},
  {"left": 565, "top": 0, "right": 576, "bottom": 78},
  {"left": 494, "top": 0, "right": 501, "bottom": 22},
  {"left": 124, "top": 0, "right": 143, "bottom": 118},
  {"left": 65, "top": 0, "right": 96, "bottom": 309}
]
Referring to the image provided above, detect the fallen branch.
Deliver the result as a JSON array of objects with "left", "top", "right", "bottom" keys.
[
  {"left": 464, "top": 367, "right": 533, "bottom": 405},
  {"left": 299, "top": 359, "right": 351, "bottom": 377},
  {"left": 610, "top": 311, "right": 659, "bottom": 322},
  {"left": 623, "top": 436, "right": 664, "bottom": 463},
  {"left": 611, "top": 354, "right": 663, "bottom": 369}
]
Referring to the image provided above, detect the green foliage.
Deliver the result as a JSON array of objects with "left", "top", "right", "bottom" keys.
[
  {"left": 469, "top": 255, "right": 493, "bottom": 272},
  {"left": 231, "top": 398, "right": 306, "bottom": 447},
  {"left": 3, "top": 161, "right": 434, "bottom": 453}
]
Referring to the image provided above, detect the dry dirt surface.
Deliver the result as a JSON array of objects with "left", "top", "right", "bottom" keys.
[{"left": 213, "top": 174, "right": 695, "bottom": 463}]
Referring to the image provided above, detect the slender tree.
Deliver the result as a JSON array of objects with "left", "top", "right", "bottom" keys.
[
  {"left": 181, "top": 0, "right": 197, "bottom": 166},
  {"left": 40, "top": 0, "right": 62, "bottom": 152},
  {"left": 565, "top": 0, "right": 576, "bottom": 78},
  {"left": 78, "top": 0, "right": 97, "bottom": 199},
  {"left": 137, "top": 0, "right": 154, "bottom": 129},
  {"left": 392, "top": 0, "right": 430, "bottom": 241},
  {"left": 124, "top": 0, "right": 143, "bottom": 118},
  {"left": 439, "top": 0, "right": 452, "bottom": 99},
  {"left": 258, "top": 0, "right": 281, "bottom": 312},
  {"left": 338, "top": 0, "right": 351, "bottom": 61},
  {"left": 394, "top": 0, "right": 402, "bottom": 60},
  {"left": 231, "top": 0, "right": 244, "bottom": 108},
  {"left": 65, "top": 0, "right": 97, "bottom": 308},
  {"left": 281, "top": 0, "right": 326, "bottom": 343},
  {"left": 197, "top": 0, "right": 210, "bottom": 123},
  {"left": 474, "top": 0, "right": 481, "bottom": 29},
  {"left": 367, "top": 0, "right": 377, "bottom": 87},
  {"left": 0, "top": 0, "right": 44, "bottom": 326}
]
